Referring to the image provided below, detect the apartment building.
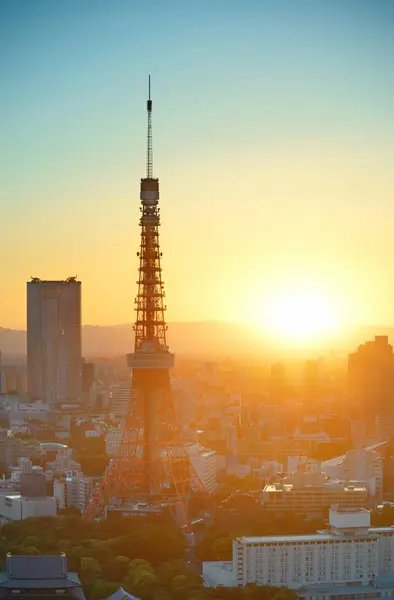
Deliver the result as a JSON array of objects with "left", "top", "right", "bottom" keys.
[{"left": 203, "top": 507, "right": 394, "bottom": 597}]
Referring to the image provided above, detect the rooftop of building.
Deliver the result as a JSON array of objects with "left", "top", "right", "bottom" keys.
[
  {"left": 40, "top": 442, "right": 68, "bottom": 449},
  {"left": 322, "top": 443, "right": 387, "bottom": 469},
  {"left": 202, "top": 561, "right": 236, "bottom": 589},
  {"left": 200, "top": 449, "right": 216, "bottom": 457},
  {"left": 0, "top": 555, "right": 82, "bottom": 589},
  {"left": 264, "top": 480, "right": 367, "bottom": 492},
  {"left": 107, "top": 501, "right": 169, "bottom": 514},
  {"left": 236, "top": 526, "right": 394, "bottom": 545},
  {"left": 106, "top": 587, "right": 140, "bottom": 600},
  {"left": 331, "top": 507, "right": 370, "bottom": 514},
  {"left": 203, "top": 561, "right": 233, "bottom": 571},
  {"left": 28, "top": 277, "right": 80, "bottom": 285},
  {"left": 362, "top": 441, "right": 387, "bottom": 452}
]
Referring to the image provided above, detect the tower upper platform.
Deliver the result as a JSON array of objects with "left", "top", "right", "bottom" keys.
[{"left": 140, "top": 178, "right": 159, "bottom": 204}]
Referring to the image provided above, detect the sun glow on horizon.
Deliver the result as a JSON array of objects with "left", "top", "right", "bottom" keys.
[{"left": 262, "top": 285, "right": 341, "bottom": 346}]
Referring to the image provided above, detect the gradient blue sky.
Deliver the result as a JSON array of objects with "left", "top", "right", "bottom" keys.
[{"left": 0, "top": 0, "right": 393, "bottom": 332}]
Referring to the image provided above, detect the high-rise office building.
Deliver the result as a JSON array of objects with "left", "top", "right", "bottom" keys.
[
  {"left": 81, "top": 361, "right": 95, "bottom": 394},
  {"left": 27, "top": 277, "right": 82, "bottom": 405},
  {"left": 348, "top": 336, "right": 394, "bottom": 421}
]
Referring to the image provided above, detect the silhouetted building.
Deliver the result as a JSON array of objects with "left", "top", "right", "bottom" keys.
[
  {"left": 27, "top": 277, "right": 82, "bottom": 405},
  {"left": 323, "top": 414, "right": 350, "bottom": 440},
  {"left": 270, "top": 362, "right": 287, "bottom": 401},
  {"left": 20, "top": 472, "right": 47, "bottom": 498},
  {"left": 348, "top": 336, "right": 394, "bottom": 422},
  {"left": 0, "top": 366, "right": 19, "bottom": 395},
  {"left": 82, "top": 362, "right": 95, "bottom": 394},
  {"left": 0, "top": 554, "right": 85, "bottom": 598},
  {"left": 303, "top": 360, "right": 320, "bottom": 406}
]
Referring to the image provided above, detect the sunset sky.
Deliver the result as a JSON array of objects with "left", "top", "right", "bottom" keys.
[{"left": 0, "top": 0, "right": 393, "bottom": 339}]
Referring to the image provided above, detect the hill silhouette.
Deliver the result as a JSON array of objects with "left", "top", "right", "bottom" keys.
[
  {"left": 1, "top": 323, "right": 393, "bottom": 359},
  {"left": 0, "top": 322, "right": 266, "bottom": 358}
]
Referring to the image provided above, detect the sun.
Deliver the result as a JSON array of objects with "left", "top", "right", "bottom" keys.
[{"left": 262, "top": 286, "right": 340, "bottom": 345}]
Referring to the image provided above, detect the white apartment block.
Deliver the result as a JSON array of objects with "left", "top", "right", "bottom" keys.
[
  {"left": 185, "top": 443, "right": 218, "bottom": 493},
  {"left": 79, "top": 476, "right": 101, "bottom": 513},
  {"left": 66, "top": 473, "right": 83, "bottom": 510},
  {"left": 190, "top": 449, "right": 218, "bottom": 494},
  {"left": 54, "top": 473, "right": 101, "bottom": 512},
  {"left": 203, "top": 508, "right": 394, "bottom": 595},
  {"left": 0, "top": 495, "right": 57, "bottom": 522}
]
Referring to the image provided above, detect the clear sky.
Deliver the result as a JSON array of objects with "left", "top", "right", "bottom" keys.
[{"left": 0, "top": 0, "right": 393, "bottom": 333}]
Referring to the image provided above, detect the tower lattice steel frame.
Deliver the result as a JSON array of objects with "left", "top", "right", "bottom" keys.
[{"left": 83, "top": 78, "right": 207, "bottom": 524}]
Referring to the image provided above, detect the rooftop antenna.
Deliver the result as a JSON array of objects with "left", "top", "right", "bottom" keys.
[{"left": 147, "top": 75, "right": 153, "bottom": 178}]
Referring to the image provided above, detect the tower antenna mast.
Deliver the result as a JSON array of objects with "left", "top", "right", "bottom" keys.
[{"left": 147, "top": 75, "right": 153, "bottom": 178}]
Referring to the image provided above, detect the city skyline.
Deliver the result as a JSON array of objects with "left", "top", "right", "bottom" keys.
[{"left": 1, "top": 0, "right": 393, "bottom": 348}]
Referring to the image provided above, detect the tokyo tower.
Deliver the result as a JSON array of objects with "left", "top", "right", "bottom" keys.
[{"left": 84, "top": 78, "right": 207, "bottom": 524}]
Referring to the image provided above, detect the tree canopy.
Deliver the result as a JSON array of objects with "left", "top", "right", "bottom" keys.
[{"left": 0, "top": 511, "right": 331, "bottom": 599}]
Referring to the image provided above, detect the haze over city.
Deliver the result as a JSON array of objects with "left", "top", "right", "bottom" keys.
[
  {"left": 1, "top": 0, "right": 394, "bottom": 352},
  {"left": 2, "top": 3, "right": 394, "bottom": 600}
]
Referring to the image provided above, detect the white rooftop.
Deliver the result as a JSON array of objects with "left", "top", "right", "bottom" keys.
[{"left": 237, "top": 530, "right": 384, "bottom": 545}]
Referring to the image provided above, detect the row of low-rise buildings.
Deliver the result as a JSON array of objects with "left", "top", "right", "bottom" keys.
[
  {"left": 104, "top": 426, "right": 388, "bottom": 508},
  {"left": 0, "top": 443, "right": 103, "bottom": 521},
  {"left": 45, "top": 445, "right": 102, "bottom": 513},
  {"left": 0, "top": 493, "right": 57, "bottom": 522},
  {"left": 260, "top": 445, "right": 385, "bottom": 514},
  {"left": 0, "top": 463, "right": 57, "bottom": 523}
]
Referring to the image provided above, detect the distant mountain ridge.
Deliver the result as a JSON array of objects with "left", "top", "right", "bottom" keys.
[
  {"left": 1, "top": 323, "right": 394, "bottom": 359},
  {"left": 0, "top": 322, "right": 266, "bottom": 358}
]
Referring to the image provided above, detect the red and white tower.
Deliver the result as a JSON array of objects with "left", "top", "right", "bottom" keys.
[{"left": 84, "top": 78, "right": 207, "bottom": 524}]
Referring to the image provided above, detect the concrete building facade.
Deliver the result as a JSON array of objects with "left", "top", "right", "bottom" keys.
[
  {"left": 109, "top": 385, "right": 131, "bottom": 418},
  {"left": 27, "top": 277, "right": 82, "bottom": 405},
  {"left": 322, "top": 448, "right": 383, "bottom": 499},
  {"left": 0, "top": 494, "right": 57, "bottom": 522},
  {"left": 203, "top": 508, "right": 394, "bottom": 593},
  {"left": 0, "top": 367, "right": 18, "bottom": 395},
  {"left": 190, "top": 449, "right": 218, "bottom": 493},
  {"left": 348, "top": 336, "right": 394, "bottom": 422},
  {"left": 263, "top": 470, "right": 368, "bottom": 514}
]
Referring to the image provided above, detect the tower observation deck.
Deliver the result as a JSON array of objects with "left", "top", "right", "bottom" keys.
[{"left": 83, "top": 78, "right": 207, "bottom": 524}]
